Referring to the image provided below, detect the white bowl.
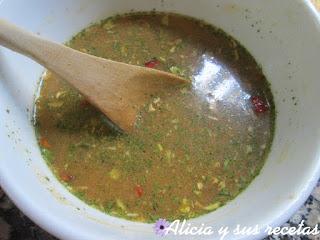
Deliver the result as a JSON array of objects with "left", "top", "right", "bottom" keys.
[{"left": 0, "top": 0, "right": 319, "bottom": 239}]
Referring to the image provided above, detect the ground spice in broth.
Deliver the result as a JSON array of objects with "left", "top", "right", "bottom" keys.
[{"left": 34, "top": 12, "right": 275, "bottom": 222}]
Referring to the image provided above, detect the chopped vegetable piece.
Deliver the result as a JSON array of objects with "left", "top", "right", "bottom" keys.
[
  {"left": 127, "top": 213, "right": 139, "bottom": 217},
  {"left": 251, "top": 95, "right": 269, "bottom": 113},
  {"left": 116, "top": 199, "right": 126, "bottom": 210},
  {"left": 148, "top": 103, "right": 156, "bottom": 112},
  {"left": 39, "top": 137, "right": 51, "bottom": 148},
  {"left": 48, "top": 101, "right": 63, "bottom": 108},
  {"left": 103, "top": 19, "right": 115, "bottom": 30},
  {"left": 135, "top": 185, "right": 144, "bottom": 197},
  {"left": 169, "top": 66, "right": 185, "bottom": 76},
  {"left": 60, "top": 173, "right": 75, "bottom": 183},
  {"left": 179, "top": 198, "right": 191, "bottom": 213},
  {"left": 197, "top": 182, "right": 203, "bottom": 190},
  {"left": 203, "top": 202, "right": 220, "bottom": 211},
  {"left": 144, "top": 58, "right": 160, "bottom": 68},
  {"left": 157, "top": 143, "right": 163, "bottom": 152},
  {"left": 80, "top": 100, "right": 90, "bottom": 108},
  {"left": 41, "top": 148, "right": 54, "bottom": 163},
  {"left": 109, "top": 168, "right": 120, "bottom": 180}
]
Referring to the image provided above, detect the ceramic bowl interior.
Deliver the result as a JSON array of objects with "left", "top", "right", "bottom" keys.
[{"left": 0, "top": 0, "right": 320, "bottom": 239}]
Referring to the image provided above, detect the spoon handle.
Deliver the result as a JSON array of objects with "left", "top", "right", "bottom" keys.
[
  {"left": 0, "top": 18, "right": 88, "bottom": 85},
  {"left": 0, "top": 19, "right": 63, "bottom": 65},
  {"left": 0, "top": 19, "right": 101, "bottom": 91}
]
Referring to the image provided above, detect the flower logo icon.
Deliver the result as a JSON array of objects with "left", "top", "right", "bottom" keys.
[{"left": 154, "top": 218, "right": 170, "bottom": 237}]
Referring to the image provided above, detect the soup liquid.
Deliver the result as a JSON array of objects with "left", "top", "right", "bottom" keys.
[{"left": 35, "top": 12, "right": 275, "bottom": 222}]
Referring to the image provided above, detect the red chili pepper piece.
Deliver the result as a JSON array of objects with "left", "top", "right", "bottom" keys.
[
  {"left": 80, "top": 100, "right": 90, "bottom": 108},
  {"left": 135, "top": 185, "right": 143, "bottom": 197},
  {"left": 144, "top": 59, "right": 160, "bottom": 68},
  {"left": 60, "top": 173, "right": 75, "bottom": 183},
  {"left": 251, "top": 95, "right": 269, "bottom": 113},
  {"left": 39, "top": 137, "right": 51, "bottom": 149}
]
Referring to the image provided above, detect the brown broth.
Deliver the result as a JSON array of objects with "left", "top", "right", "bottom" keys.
[{"left": 34, "top": 12, "right": 275, "bottom": 222}]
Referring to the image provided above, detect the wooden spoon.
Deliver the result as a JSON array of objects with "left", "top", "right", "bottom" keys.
[{"left": 0, "top": 19, "right": 187, "bottom": 132}]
